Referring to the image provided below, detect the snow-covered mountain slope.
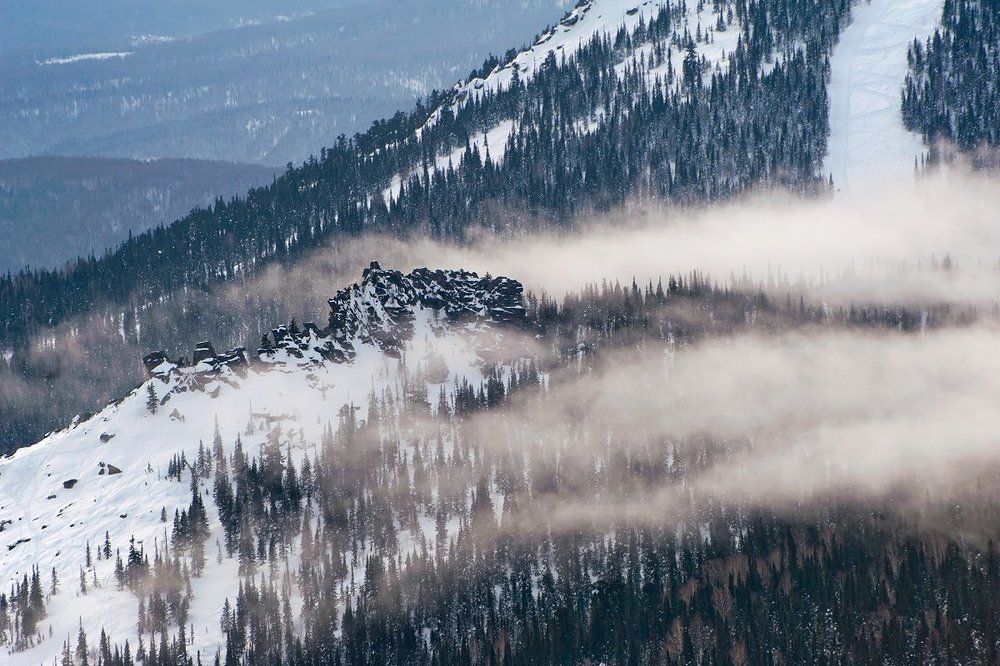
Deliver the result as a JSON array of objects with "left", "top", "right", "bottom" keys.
[
  {"left": 428, "top": 0, "right": 669, "bottom": 125},
  {"left": 0, "top": 264, "right": 525, "bottom": 664},
  {"left": 387, "top": 0, "right": 743, "bottom": 200},
  {"left": 824, "top": 0, "right": 943, "bottom": 194}
]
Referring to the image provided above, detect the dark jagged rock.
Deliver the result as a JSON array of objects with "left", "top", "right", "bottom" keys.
[
  {"left": 140, "top": 263, "right": 526, "bottom": 397},
  {"left": 142, "top": 351, "right": 169, "bottom": 375},
  {"left": 192, "top": 341, "right": 217, "bottom": 364},
  {"left": 314, "top": 262, "right": 525, "bottom": 360}
]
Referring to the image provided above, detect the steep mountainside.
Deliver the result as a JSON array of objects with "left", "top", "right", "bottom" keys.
[
  {"left": 0, "top": 264, "right": 526, "bottom": 664},
  {"left": 0, "top": 0, "right": 860, "bottom": 453},
  {"left": 5, "top": 2, "right": 1000, "bottom": 664},
  {"left": 1, "top": 266, "right": 997, "bottom": 664},
  {"left": 1, "top": 0, "right": 853, "bottom": 344}
]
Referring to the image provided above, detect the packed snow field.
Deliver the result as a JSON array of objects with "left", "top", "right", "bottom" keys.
[{"left": 824, "top": 0, "right": 944, "bottom": 194}]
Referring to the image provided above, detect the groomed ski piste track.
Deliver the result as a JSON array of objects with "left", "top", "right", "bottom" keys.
[{"left": 824, "top": 0, "right": 944, "bottom": 195}]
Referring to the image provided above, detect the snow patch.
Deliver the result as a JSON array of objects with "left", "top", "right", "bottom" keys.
[{"left": 39, "top": 52, "right": 132, "bottom": 66}]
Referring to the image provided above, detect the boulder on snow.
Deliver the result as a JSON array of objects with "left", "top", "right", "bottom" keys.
[
  {"left": 106, "top": 464, "right": 122, "bottom": 475},
  {"left": 100, "top": 432, "right": 115, "bottom": 443},
  {"left": 63, "top": 479, "right": 78, "bottom": 489},
  {"left": 193, "top": 341, "right": 217, "bottom": 364},
  {"left": 142, "top": 351, "right": 169, "bottom": 375}
]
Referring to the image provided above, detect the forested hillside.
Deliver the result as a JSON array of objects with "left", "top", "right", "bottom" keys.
[
  {"left": 902, "top": 0, "right": 999, "bottom": 163},
  {"left": 2, "top": 0, "right": 852, "bottom": 344},
  {"left": 6, "top": 1, "right": 1000, "bottom": 664},
  {"left": 1, "top": 268, "right": 996, "bottom": 664},
  {"left": 0, "top": 0, "right": 853, "bottom": 451}
]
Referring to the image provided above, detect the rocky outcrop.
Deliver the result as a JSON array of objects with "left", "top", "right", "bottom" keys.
[
  {"left": 254, "top": 263, "right": 524, "bottom": 365},
  {"left": 140, "top": 262, "right": 526, "bottom": 391},
  {"left": 314, "top": 262, "right": 525, "bottom": 359}
]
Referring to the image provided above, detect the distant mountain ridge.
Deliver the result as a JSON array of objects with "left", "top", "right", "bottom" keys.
[
  {"left": 0, "top": 156, "right": 276, "bottom": 273},
  {"left": 1, "top": 0, "right": 570, "bottom": 165}
]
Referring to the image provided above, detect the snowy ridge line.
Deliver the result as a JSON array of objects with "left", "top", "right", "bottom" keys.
[
  {"left": 366, "top": 0, "right": 638, "bottom": 158},
  {"left": 383, "top": 0, "right": 745, "bottom": 203},
  {"left": 415, "top": 0, "right": 671, "bottom": 141}
]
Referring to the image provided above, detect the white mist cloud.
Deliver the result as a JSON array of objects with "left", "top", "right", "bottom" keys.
[
  {"left": 456, "top": 324, "right": 1000, "bottom": 535},
  {"left": 363, "top": 171, "right": 1000, "bottom": 307}
]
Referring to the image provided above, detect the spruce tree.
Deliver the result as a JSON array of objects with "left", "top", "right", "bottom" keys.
[{"left": 146, "top": 383, "right": 158, "bottom": 415}]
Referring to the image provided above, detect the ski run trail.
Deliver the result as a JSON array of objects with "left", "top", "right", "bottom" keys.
[{"left": 824, "top": 0, "right": 944, "bottom": 195}]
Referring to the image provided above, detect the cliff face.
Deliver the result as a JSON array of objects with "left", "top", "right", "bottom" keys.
[{"left": 140, "top": 263, "right": 526, "bottom": 404}]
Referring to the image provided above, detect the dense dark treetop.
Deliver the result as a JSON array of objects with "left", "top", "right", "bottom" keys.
[{"left": 902, "top": 0, "right": 1000, "bottom": 160}]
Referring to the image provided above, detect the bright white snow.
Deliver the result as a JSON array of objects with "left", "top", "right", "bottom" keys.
[
  {"left": 824, "top": 0, "right": 943, "bottom": 195},
  {"left": 0, "top": 308, "right": 488, "bottom": 664}
]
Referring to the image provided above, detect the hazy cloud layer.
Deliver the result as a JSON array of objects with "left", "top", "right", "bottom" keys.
[
  {"left": 335, "top": 171, "right": 1000, "bottom": 308},
  {"left": 87, "top": 168, "right": 1000, "bottom": 354},
  {"left": 459, "top": 325, "right": 1000, "bottom": 537},
  {"left": 5, "top": 170, "right": 1000, "bottom": 472}
]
